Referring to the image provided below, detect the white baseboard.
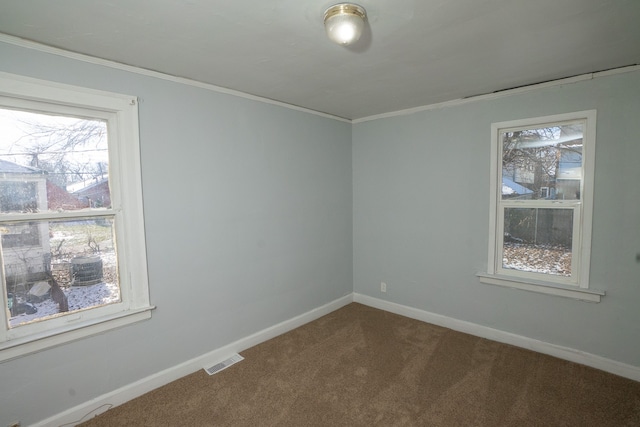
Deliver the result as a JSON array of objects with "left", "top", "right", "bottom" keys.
[
  {"left": 353, "top": 293, "right": 640, "bottom": 382},
  {"left": 36, "top": 292, "right": 639, "bottom": 426},
  {"left": 34, "top": 294, "right": 353, "bottom": 427}
]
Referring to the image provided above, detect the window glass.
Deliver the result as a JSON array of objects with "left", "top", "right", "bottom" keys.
[
  {"left": 501, "top": 123, "right": 583, "bottom": 201},
  {"left": 502, "top": 207, "right": 573, "bottom": 277},
  {"left": 7, "top": 217, "right": 120, "bottom": 328},
  {"left": 0, "top": 108, "right": 109, "bottom": 212},
  {"left": 0, "top": 108, "right": 119, "bottom": 329},
  {"left": 0, "top": 182, "right": 39, "bottom": 212},
  {"left": 497, "top": 119, "right": 585, "bottom": 284}
]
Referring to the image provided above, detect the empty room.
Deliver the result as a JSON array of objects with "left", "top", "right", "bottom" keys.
[{"left": 0, "top": 1, "right": 639, "bottom": 426}]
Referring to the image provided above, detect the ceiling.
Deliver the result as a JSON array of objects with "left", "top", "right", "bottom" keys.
[{"left": 1, "top": 0, "right": 639, "bottom": 120}]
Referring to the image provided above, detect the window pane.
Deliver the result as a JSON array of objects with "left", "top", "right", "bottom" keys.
[
  {"left": 0, "top": 181, "right": 38, "bottom": 212},
  {"left": 502, "top": 208, "right": 573, "bottom": 276},
  {"left": 4, "top": 217, "right": 120, "bottom": 328},
  {"left": 0, "top": 108, "right": 110, "bottom": 211},
  {"left": 1, "top": 222, "right": 40, "bottom": 248},
  {"left": 501, "top": 123, "right": 583, "bottom": 200}
]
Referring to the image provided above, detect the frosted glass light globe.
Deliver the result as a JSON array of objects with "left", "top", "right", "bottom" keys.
[{"left": 324, "top": 4, "right": 366, "bottom": 46}]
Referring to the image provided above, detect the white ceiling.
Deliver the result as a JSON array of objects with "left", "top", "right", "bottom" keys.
[{"left": 1, "top": 0, "right": 639, "bottom": 120}]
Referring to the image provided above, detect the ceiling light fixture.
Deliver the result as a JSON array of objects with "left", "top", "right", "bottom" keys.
[{"left": 323, "top": 3, "right": 367, "bottom": 46}]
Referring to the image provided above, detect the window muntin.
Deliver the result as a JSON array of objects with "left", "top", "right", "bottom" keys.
[
  {"left": 488, "top": 111, "right": 596, "bottom": 290},
  {"left": 0, "top": 72, "right": 151, "bottom": 360}
]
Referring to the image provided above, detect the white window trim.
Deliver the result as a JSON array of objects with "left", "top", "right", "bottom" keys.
[
  {"left": 479, "top": 110, "right": 604, "bottom": 302},
  {"left": 540, "top": 187, "right": 549, "bottom": 198},
  {"left": 0, "top": 72, "right": 154, "bottom": 361},
  {"left": 477, "top": 273, "right": 604, "bottom": 302}
]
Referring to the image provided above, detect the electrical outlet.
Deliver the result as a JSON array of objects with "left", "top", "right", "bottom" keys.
[{"left": 381, "top": 282, "right": 387, "bottom": 293}]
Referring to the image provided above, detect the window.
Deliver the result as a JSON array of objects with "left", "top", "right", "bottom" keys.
[
  {"left": 539, "top": 187, "right": 549, "bottom": 199},
  {"left": 479, "top": 111, "right": 603, "bottom": 302},
  {"left": 0, "top": 72, "right": 152, "bottom": 361}
]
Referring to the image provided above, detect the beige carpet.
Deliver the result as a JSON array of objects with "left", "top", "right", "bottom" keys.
[{"left": 80, "top": 303, "right": 640, "bottom": 426}]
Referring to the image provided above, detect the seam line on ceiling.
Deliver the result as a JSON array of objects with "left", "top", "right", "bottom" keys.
[
  {"left": 1, "top": 33, "right": 638, "bottom": 125},
  {"left": 352, "top": 64, "right": 640, "bottom": 124}
]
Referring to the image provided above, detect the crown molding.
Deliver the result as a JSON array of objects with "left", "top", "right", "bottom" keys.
[
  {"left": 353, "top": 65, "right": 640, "bottom": 124},
  {"left": 2, "top": 33, "right": 637, "bottom": 126},
  {"left": 0, "top": 33, "right": 351, "bottom": 124}
]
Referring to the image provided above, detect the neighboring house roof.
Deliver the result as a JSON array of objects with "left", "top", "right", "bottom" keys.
[
  {"left": 0, "top": 159, "right": 45, "bottom": 175},
  {"left": 71, "top": 176, "right": 110, "bottom": 208},
  {"left": 0, "top": 159, "right": 87, "bottom": 210},
  {"left": 71, "top": 176, "right": 108, "bottom": 194},
  {"left": 67, "top": 174, "right": 108, "bottom": 193},
  {"left": 502, "top": 177, "right": 533, "bottom": 197}
]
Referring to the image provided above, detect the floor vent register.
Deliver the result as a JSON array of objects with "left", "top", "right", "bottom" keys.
[{"left": 204, "top": 353, "right": 244, "bottom": 376}]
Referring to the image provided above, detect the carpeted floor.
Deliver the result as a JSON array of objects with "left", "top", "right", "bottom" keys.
[{"left": 80, "top": 303, "right": 640, "bottom": 426}]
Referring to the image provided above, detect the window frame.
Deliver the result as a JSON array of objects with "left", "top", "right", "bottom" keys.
[
  {"left": 539, "top": 187, "right": 549, "bottom": 199},
  {"left": 0, "top": 72, "right": 153, "bottom": 361},
  {"left": 479, "top": 110, "right": 604, "bottom": 302}
]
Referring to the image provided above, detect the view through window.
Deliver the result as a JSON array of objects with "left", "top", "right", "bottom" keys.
[
  {"left": 497, "top": 118, "right": 587, "bottom": 283},
  {"left": 0, "top": 108, "right": 120, "bottom": 328}
]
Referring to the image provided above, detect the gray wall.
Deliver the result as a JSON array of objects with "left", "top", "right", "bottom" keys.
[
  {"left": 2, "top": 38, "right": 639, "bottom": 426},
  {"left": 353, "top": 70, "right": 640, "bottom": 367},
  {"left": 0, "top": 41, "right": 353, "bottom": 425}
]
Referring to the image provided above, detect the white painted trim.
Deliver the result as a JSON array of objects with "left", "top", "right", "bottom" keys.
[
  {"left": 2, "top": 34, "right": 638, "bottom": 125},
  {"left": 593, "top": 65, "right": 640, "bottom": 78},
  {"left": 0, "top": 33, "right": 350, "bottom": 124},
  {"left": 353, "top": 293, "right": 640, "bottom": 381},
  {"left": 34, "top": 292, "right": 640, "bottom": 425},
  {"left": 477, "top": 274, "right": 603, "bottom": 302},
  {"left": 0, "top": 307, "right": 154, "bottom": 363},
  {"left": 32, "top": 294, "right": 353, "bottom": 427},
  {"left": 353, "top": 65, "right": 640, "bottom": 123}
]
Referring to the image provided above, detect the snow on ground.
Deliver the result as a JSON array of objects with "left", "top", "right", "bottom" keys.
[
  {"left": 502, "top": 242, "right": 572, "bottom": 276},
  {"left": 9, "top": 282, "right": 120, "bottom": 328}
]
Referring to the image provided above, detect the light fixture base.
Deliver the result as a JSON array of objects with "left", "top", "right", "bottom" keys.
[{"left": 323, "top": 3, "right": 367, "bottom": 46}]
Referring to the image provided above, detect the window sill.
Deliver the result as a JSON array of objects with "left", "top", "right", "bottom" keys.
[
  {"left": 0, "top": 305, "right": 155, "bottom": 363},
  {"left": 477, "top": 273, "right": 604, "bottom": 303}
]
